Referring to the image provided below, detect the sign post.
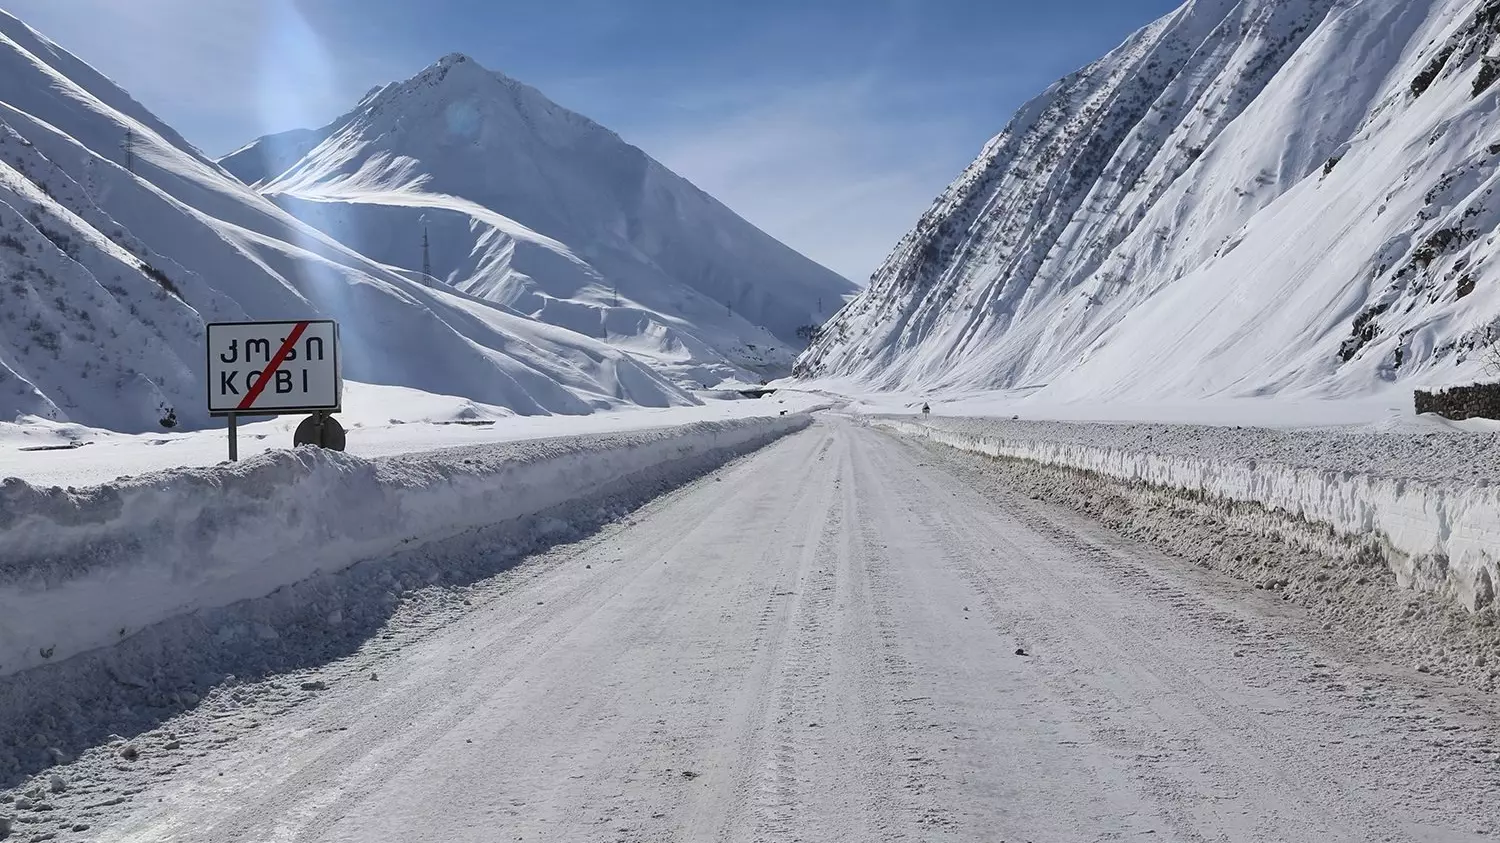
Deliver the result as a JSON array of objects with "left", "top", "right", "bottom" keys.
[{"left": 207, "top": 320, "right": 342, "bottom": 461}]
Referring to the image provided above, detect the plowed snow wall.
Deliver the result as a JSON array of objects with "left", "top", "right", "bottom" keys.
[
  {"left": 0, "top": 415, "right": 811, "bottom": 676},
  {"left": 873, "top": 417, "right": 1499, "bottom": 616}
]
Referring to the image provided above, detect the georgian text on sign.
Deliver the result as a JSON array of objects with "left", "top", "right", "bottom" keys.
[{"left": 206, "top": 320, "right": 341, "bottom": 415}]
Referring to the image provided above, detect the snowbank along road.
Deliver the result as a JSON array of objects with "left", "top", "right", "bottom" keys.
[{"left": 5, "top": 416, "right": 1500, "bottom": 842}]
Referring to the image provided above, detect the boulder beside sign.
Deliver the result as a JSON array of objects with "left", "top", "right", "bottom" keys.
[{"left": 294, "top": 413, "right": 347, "bottom": 452}]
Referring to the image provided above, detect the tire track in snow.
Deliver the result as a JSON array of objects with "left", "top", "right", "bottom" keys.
[
  {"left": 53, "top": 417, "right": 1500, "bottom": 842},
  {"left": 735, "top": 423, "right": 907, "bottom": 842},
  {"left": 92, "top": 429, "right": 827, "bottom": 843},
  {"left": 843, "top": 432, "right": 962, "bottom": 837},
  {"left": 882, "top": 430, "right": 1500, "bottom": 841},
  {"left": 883, "top": 440, "right": 1388, "bottom": 841},
  {"left": 283, "top": 434, "right": 832, "bottom": 843},
  {"left": 674, "top": 425, "right": 851, "bottom": 841}
]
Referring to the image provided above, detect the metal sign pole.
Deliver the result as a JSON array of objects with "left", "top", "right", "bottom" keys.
[{"left": 228, "top": 413, "right": 238, "bottom": 462}]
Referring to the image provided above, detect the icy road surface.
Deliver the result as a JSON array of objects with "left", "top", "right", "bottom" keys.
[{"left": 58, "top": 419, "right": 1500, "bottom": 841}]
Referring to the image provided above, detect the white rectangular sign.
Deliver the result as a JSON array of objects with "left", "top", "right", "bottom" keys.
[{"left": 206, "top": 320, "right": 341, "bottom": 415}]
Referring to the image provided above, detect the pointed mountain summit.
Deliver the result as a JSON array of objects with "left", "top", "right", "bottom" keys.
[
  {"left": 222, "top": 54, "right": 856, "bottom": 388},
  {"left": 0, "top": 14, "right": 692, "bottom": 431}
]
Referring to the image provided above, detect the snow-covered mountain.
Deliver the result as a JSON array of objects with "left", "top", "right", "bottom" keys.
[
  {"left": 0, "top": 12, "right": 696, "bottom": 433},
  {"left": 220, "top": 54, "right": 855, "bottom": 389},
  {"left": 798, "top": 0, "right": 1500, "bottom": 405}
]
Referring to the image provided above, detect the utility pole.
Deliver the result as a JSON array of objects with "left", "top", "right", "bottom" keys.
[{"left": 421, "top": 218, "right": 432, "bottom": 279}]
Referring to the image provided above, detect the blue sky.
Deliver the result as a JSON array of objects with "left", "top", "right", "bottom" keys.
[{"left": 4, "top": 0, "right": 1182, "bottom": 280}]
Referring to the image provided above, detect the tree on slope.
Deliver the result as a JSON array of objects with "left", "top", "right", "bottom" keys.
[{"left": 1484, "top": 332, "right": 1500, "bottom": 380}]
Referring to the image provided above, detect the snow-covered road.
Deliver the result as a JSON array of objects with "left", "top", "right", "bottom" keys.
[{"left": 21, "top": 418, "right": 1500, "bottom": 841}]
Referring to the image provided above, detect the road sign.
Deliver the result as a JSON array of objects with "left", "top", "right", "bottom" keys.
[{"left": 206, "top": 320, "right": 341, "bottom": 416}]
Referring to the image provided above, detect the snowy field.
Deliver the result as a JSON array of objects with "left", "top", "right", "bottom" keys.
[
  {"left": 0, "top": 411, "right": 811, "bottom": 680},
  {"left": 0, "top": 384, "right": 826, "bottom": 487},
  {"left": 4, "top": 418, "right": 1498, "bottom": 842}
]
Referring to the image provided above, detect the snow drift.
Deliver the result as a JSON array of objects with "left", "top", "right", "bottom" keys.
[
  {"left": 0, "top": 10, "right": 698, "bottom": 433},
  {"left": 800, "top": 0, "right": 1500, "bottom": 404},
  {"left": 0, "top": 413, "right": 811, "bottom": 677},
  {"left": 221, "top": 53, "right": 856, "bottom": 389},
  {"left": 874, "top": 416, "right": 1500, "bottom": 616}
]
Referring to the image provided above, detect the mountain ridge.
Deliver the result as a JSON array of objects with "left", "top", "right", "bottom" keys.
[
  {"left": 797, "top": 0, "right": 1500, "bottom": 405},
  {"left": 221, "top": 53, "right": 856, "bottom": 389},
  {"left": 0, "top": 11, "right": 697, "bottom": 432}
]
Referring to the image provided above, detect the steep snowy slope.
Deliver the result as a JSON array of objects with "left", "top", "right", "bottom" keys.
[
  {"left": 221, "top": 54, "right": 855, "bottom": 388},
  {"left": 0, "top": 12, "right": 694, "bottom": 432},
  {"left": 798, "top": 0, "right": 1500, "bottom": 404}
]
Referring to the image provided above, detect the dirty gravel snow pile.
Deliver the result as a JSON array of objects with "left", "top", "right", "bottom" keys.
[
  {"left": 872, "top": 416, "right": 1500, "bottom": 617},
  {"left": 0, "top": 414, "right": 810, "bottom": 680}
]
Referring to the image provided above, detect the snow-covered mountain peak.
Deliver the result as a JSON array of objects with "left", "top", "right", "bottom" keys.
[
  {"left": 221, "top": 55, "right": 855, "bottom": 389},
  {"left": 403, "top": 51, "right": 505, "bottom": 96},
  {"left": 343, "top": 52, "right": 605, "bottom": 147},
  {"left": 0, "top": 12, "right": 702, "bottom": 431},
  {"left": 433, "top": 51, "right": 474, "bottom": 68}
]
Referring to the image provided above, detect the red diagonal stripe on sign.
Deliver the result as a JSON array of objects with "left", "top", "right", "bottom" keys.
[{"left": 237, "top": 321, "right": 309, "bottom": 411}]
